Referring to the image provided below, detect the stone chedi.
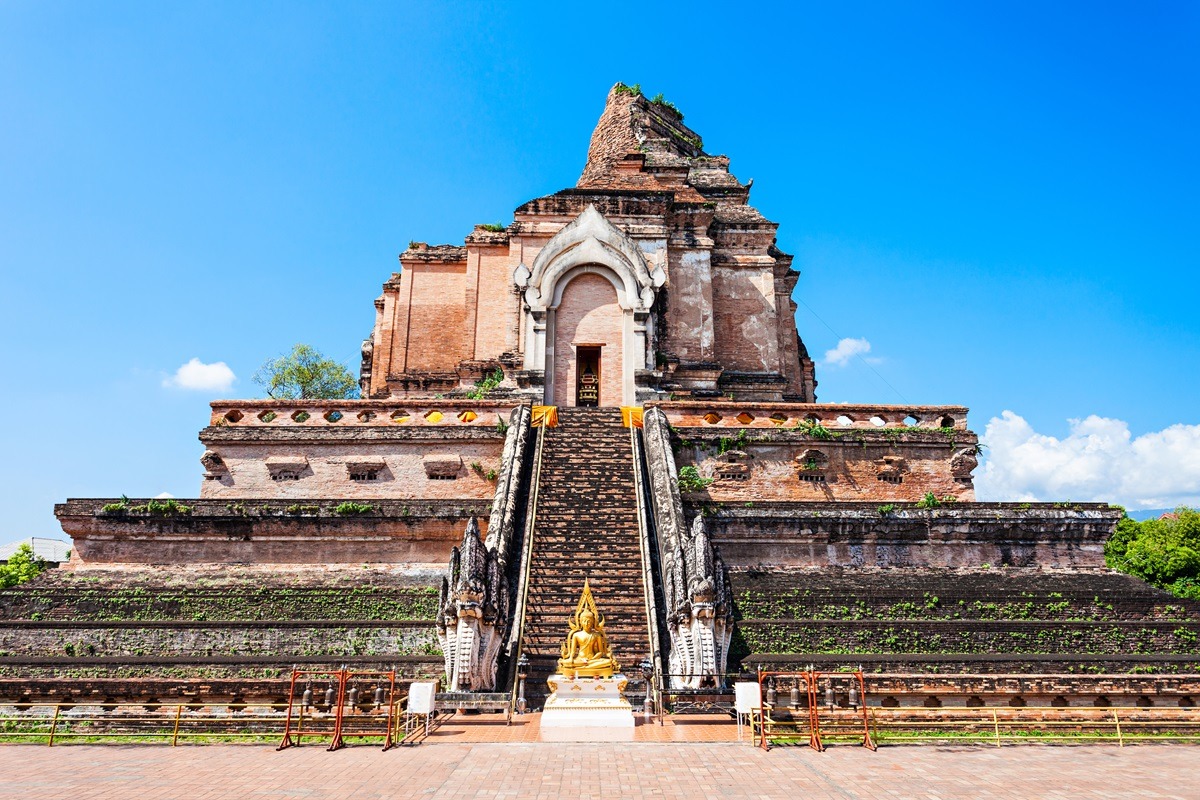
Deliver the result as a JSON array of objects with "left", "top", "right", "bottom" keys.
[
  {"left": 361, "top": 83, "right": 817, "bottom": 407},
  {"left": 29, "top": 84, "right": 1197, "bottom": 717}
]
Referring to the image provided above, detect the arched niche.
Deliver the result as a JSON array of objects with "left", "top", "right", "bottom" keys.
[{"left": 514, "top": 205, "right": 664, "bottom": 406}]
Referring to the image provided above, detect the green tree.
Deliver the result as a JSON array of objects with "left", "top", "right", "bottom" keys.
[
  {"left": 253, "top": 344, "right": 359, "bottom": 400},
  {"left": 1105, "top": 507, "right": 1200, "bottom": 601},
  {"left": 0, "top": 543, "right": 48, "bottom": 588}
]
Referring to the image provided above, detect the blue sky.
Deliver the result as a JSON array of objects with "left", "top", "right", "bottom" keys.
[{"left": 2, "top": 1, "right": 1198, "bottom": 538}]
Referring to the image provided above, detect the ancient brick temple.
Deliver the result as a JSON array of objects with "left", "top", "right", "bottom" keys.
[
  {"left": 6, "top": 85, "right": 1195, "bottom": 716},
  {"left": 363, "top": 84, "right": 815, "bottom": 406}
]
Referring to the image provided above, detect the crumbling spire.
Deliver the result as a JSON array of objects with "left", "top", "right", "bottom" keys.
[{"left": 578, "top": 83, "right": 708, "bottom": 190}]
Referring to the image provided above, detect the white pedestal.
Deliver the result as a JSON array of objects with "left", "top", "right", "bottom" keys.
[{"left": 540, "top": 674, "right": 635, "bottom": 730}]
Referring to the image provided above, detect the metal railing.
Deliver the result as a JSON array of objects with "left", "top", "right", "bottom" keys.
[
  {"left": 0, "top": 694, "right": 418, "bottom": 749},
  {"left": 277, "top": 669, "right": 400, "bottom": 751},
  {"left": 754, "top": 669, "right": 875, "bottom": 751},
  {"left": 749, "top": 704, "right": 1200, "bottom": 748},
  {"left": 867, "top": 706, "right": 1200, "bottom": 746},
  {"left": 0, "top": 701, "right": 289, "bottom": 746}
]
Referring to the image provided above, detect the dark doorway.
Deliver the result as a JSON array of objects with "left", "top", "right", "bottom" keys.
[{"left": 575, "top": 346, "right": 601, "bottom": 406}]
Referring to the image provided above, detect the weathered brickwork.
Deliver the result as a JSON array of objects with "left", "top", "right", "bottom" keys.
[
  {"left": 364, "top": 84, "right": 818, "bottom": 405},
  {"left": 38, "top": 85, "right": 1198, "bottom": 715},
  {"left": 0, "top": 620, "right": 438, "bottom": 659},
  {"left": 659, "top": 401, "right": 977, "bottom": 502},
  {"left": 0, "top": 566, "right": 445, "bottom": 704},
  {"left": 200, "top": 439, "right": 502, "bottom": 500},
  {"left": 198, "top": 399, "right": 515, "bottom": 501},
  {"left": 698, "top": 503, "right": 1117, "bottom": 569},
  {"left": 55, "top": 499, "right": 488, "bottom": 566}
]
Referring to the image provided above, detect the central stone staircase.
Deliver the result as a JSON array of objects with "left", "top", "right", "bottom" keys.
[{"left": 518, "top": 408, "right": 652, "bottom": 708}]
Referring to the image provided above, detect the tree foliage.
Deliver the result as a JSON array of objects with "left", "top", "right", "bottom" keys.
[
  {"left": 1, "top": 544, "right": 49, "bottom": 588},
  {"left": 253, "top": 344, "right": 359, "bottom": 400},
  {"left": 1105, "top": 507, "right": 1200, "bottom": 601}
]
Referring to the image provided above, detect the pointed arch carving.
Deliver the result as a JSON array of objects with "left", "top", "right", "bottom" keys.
[
  {"left": 514, "top": 204, "right": 664, "bottom": 313},
  {"left": 513, "top": 205, "right": 663, "bottom": 406}
]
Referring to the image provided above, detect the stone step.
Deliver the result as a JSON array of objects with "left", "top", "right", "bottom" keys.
[
  {"left": 528, "top": 557, "right": 641, "bottom": 567},
  {"left": 518, "top": 412, "right": 651, "bottom": 680},
  {"left": 522, "top": 613, "right": 646, "bottom": 624}
]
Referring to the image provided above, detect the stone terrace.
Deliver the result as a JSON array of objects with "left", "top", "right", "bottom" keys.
[
  {"left": 55, "top": 498, "right": 489, "bottom": 565},
  {"left": 731, "top": 568, "right": 1200, "bottom": 684},
  {"left": 0, "top": 566, "right": 444, "bottom": 705}
]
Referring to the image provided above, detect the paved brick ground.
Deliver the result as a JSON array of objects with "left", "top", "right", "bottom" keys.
[
  {"left": 1, "top": 742, "right": 1196, "bottom": 800},
  {"left": 421, "top": 711, "right": 738, "bottom": 743}
]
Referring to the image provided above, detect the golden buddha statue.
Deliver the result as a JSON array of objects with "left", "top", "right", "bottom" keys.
[{"left": 556, "top": 579, "right": 619, "bottom": 679}]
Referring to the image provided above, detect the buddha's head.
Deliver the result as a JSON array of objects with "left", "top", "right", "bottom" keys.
[{"left": 580, "top": 610, "right": 597, "bottom": 631}]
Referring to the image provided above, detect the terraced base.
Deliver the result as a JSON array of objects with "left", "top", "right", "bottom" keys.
[
  {"left": 0, "top": 565, "right": 445, "bottom": 704},
  {"left": 730, "top": 567, "right": 1200, "bottom": 674}
]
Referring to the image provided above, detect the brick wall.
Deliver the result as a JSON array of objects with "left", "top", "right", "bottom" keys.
[
  {"left": 400, "top": 262, "right": 472, "bottom": 372},
  {"left": 472, "top": 248, "right": 522, "bottom": 358},
  {"left": 201, "top": 439, "right": 503, "bottom": 500},
  {"left": 711, "top": 265, "right": 780, "bottom": 373},
  {"left": 693, "top": 503, "right": 1118, "bottom": 569},
  {"left": 0, "top": 621, "right": 438, "bottom": 660},
  {"left": 678, "top": 438, "right": 972, "bottom": 503},
  {"left": 55, "top": 499, "right": 489, "bottom": 566}
]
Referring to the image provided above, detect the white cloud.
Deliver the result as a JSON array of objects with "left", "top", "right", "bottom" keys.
[
  {"left": 162, "top": 358, "right": 236, "bottom": 392},
  {"left": 976, "top": 411, "right": 1200, "bottom": 510},
  {"left": 823, "top": 337, "right": 875, "bottom": 367}
]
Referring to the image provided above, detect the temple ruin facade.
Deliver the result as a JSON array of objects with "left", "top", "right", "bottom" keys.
[
  {"left": 2, "top": 85, "right": 1194, "bottom": 719},
  {"left": 363, "top": 85, "right": 816, "bottom": 407}
]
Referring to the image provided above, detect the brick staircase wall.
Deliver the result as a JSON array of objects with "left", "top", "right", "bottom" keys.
[
  {"left": 517, "top": 408, "right": 652, "bottom": 707},
  {"left": 730, "top": 568, "right": 1200, "bottom": 674},
  {"left": 0, "top": 567, "right": 444, "bottom": 703}
]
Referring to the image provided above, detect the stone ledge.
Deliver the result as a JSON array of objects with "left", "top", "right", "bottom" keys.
[
  {"left": 55, "top": 499, "right": 490, "bottom": 566},
  {"left": 739, "top": 619, "right": 1200, "bottom": 633},
  {"left": 748, "top": 653, "right": 1200, "bottom": 671},
  {"left": 0, "top": 654, "right": 443, "bottom": 668},
  {"left": 209, "top": 398, "right": 522, "bottom": 428},
  {"left": 57, "top": 498, "right": 489, "bottom": 519},
  {"left": 672, "top": 428, "right": 975, "bottom": 447},
  {"left": 0, "top": 619, "right": 434, "bottom": 629},
  {"left": 400, "top": 244, "right": 468, "bottom": 263},
  {"left": 651, "top": 401, "right": 971, "bottom": 431},
  {"left": 688, "top": 502, "right": 1121, "bottom": 569},
  {"left": 201, "top": 426, "right": 506, "bottom": 443},
  {"left": 685, "top": 501, "right": 1121, "bottom": 521}
]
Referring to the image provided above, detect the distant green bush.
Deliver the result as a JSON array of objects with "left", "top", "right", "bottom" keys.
[
  {"left": 1, "top": 544, "right": 48, "bottom": 588},
  {"left": 1106, "top": 508, "right": 1200, "bottom": 601}
]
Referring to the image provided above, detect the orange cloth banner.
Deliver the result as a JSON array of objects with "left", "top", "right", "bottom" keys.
[
  {"left": 620, "top": 407, "right": 644, "bottom": 428},
  {"left": 531, "top": 406, "right": 559, "bottom": 428}
]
